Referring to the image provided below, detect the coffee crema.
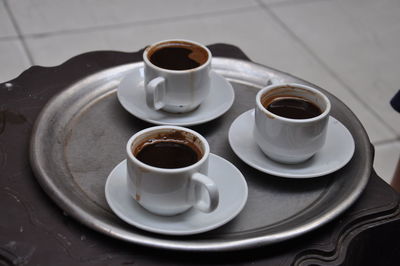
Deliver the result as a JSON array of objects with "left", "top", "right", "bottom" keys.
[
  {"left": 262, "top": 96, "right": 322, "bottom": 119},
  {"left": 147, "top": 41, "right": 208, "bottom": 71},
  {"left": 133, "top": 133, "right": 202, "bottom": 169}
]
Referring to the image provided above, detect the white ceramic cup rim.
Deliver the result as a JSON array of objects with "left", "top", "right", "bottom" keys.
[
  {"left": 126, "top": 126, "right": 210, "bottom": 173},
  {"left": 256, "top": 83, "right": 331, "bottom": 123},
  {"left": 143, "top": 39, "right": 212, "bottom": 74}
]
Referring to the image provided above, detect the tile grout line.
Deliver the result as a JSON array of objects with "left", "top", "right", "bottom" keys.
[
  {"left": 373, "top": 137, "right": 400, "bottom": 147},
  {"left": 0, "top": 35, "right": 19, "bottom": 42},
  {"left": 256, "top": 0, "right": 399, "bottom": 136},
  {"left": 267, "top": 0, "right": 334, "bottom": 8},
  {"left": 3, "top": 0, "right": 34, "bottom": 65},
  {"left": 17, "top": 5, "right": 259, "bottom": 40}
]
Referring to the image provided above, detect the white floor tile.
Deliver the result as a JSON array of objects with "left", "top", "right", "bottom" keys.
[
  {"left": 374, "top": 141, "right": 400, "bottom": 184},
  {"left": 0, "top": 40, "right": 31, "bottom": 82},
  {"left": 0, "top": 1, "right": 17, "bottom": 37},
  {"left": 7, "top": 0, "right": 258, "bottom": 35},
  {"left": 270, "top": 0, "right": 400, "bottom": 135},
  {"left": 25, "top": 8, "right": 396, "bottom": 143}
]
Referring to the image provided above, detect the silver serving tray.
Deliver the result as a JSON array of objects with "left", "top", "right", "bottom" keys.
[{"left": 30, "top": 58, "right": 371, "bottom": 252}]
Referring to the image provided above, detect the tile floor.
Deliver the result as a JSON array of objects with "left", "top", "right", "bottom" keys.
[{"left": 1, "top": 0, "right": 399, "bottom": 185}]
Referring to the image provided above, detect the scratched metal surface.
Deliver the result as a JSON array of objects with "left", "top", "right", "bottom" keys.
[{"left": 28, "top": 58, "right": 371, "bottom": 252}]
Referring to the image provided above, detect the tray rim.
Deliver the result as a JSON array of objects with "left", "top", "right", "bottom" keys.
[{"left": 29, "top": 58, "right": 371, "bottom": 252}]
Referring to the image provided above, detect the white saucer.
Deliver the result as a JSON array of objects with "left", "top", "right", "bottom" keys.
[
  {"left": 228, "top": 109, "right": 355, "bottom": 178},
  {"left": 117, "top": 68, "right": 234, "bottom": 126},
  {"left": 105, "top": 154, "right": 248, "bottom": 235}
]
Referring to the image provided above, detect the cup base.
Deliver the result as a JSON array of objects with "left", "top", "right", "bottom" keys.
[
  {"left": 135, "top": 198, "right": 192, "bottom": 217},
  {"left": 126, "top": 168, "right": 192, "bottom": 216},
  {"left": 253, "top": 127, "right": 316, "bottom": 165},
  {"left": 263, "top": 152, "right": 314, "bottom": 165}
]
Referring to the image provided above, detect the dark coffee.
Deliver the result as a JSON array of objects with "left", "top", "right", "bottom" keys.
[
  {"left": 134, "top": 139, "right": 201, "bottom": 169},
  {"left": 263, "top": 96, "right": 322, "bottom": 119},
  {"left": 148, "top": 42, "right": 208, "bottom": 70}
]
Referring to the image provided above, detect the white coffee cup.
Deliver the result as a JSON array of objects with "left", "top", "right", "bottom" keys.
[
  {"left": 143, "top": 39, "right": 212, "bottom": 113},
  {"left": 253, "top": 83, "right": 331, "bottom": 164},
  {"left": 126, "top": 126, "right": 219, "bottom": 216}
]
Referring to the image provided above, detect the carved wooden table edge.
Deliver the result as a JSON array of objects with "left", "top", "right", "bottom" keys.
[{"left": 293, "top": 171, "right": 400, "bottom": 265}]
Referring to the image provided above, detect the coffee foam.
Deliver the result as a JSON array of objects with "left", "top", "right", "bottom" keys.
[
  {"left": 132, "top": 130, "right": 203, "bottom": 159},
  {"left": 260, "top": 86, "right": 325, "bottom": 112},
  {"left": 147, "top": 41, "right": 209, "bottom": 66}
]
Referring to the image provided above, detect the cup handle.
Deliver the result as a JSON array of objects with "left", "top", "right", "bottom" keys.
[
  {"left": 146, "top": 77, "right": 166, "bottom": 110},
  {"left": 189, "top": 172, "right": 219, "bottom": 213}
]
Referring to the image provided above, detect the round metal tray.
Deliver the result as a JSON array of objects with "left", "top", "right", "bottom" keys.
[{"left": 30, "top": 58, "right": 371, "bottom": 251}]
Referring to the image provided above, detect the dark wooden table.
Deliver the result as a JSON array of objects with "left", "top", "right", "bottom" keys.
[{"left": 1, "top": 44, "right": 399, "bottom": 266}]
